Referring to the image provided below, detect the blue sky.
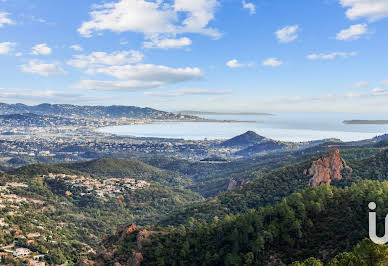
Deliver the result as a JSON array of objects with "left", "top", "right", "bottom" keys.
[{"left": 1, "top": 0, "right": 388, "bottom": 112}]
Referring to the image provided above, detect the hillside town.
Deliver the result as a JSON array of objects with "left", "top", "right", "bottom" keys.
[{"left": 42, "top": 173, "right": 150, "bottom": 198}]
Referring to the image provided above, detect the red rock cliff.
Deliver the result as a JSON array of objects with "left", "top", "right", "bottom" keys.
[{"left": 307, "top": 149, "right": 352, "bottom": 187}]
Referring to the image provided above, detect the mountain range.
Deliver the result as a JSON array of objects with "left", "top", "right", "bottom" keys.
[{"left": 0, "top": 103, "right": 196, "bottom": 120}]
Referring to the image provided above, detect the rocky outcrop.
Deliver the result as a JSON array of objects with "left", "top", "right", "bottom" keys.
[
  {"left": 137, "top": 229, "right": 151, "bottom": 249},
  {"left": 227, "top": 179, "right": 238, "bottom": 190},
  {"left": 130, "top": 253, "right": 144, "bottom": 266},
  {"left": 89, "top": 225, "right": 154, "bottom": 266},
  {"left": 307, "top": 149, "right": 352, "bottom": 186},
  {"left": 77, "top": 259, "right": 95, "bottom": 266},
  {"left": 227, "top": 178, "right": 249, "bottom": 190}
]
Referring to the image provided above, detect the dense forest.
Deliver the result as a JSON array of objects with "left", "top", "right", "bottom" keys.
[
  {"left": 95, "top": 180, "right": 388, "bottom": 265},
  {"left": 158, "top": 148, "right": 388, "bottom": 226},
  {"left": 1, "top": 144, "right": 388, "bottom": 265}
]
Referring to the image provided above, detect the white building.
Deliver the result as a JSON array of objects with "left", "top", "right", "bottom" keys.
[{"left": 13, "top": 248, "right": 31, "bottom": 257}]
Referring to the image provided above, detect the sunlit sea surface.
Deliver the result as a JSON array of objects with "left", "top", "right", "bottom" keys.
[{"left": 98, "top": 112, "right": 388, "bottom": 142}]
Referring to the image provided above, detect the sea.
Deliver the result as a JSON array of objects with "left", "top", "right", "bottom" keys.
[{"left": 98, "top": 112, "right": 388, "bottom": 142}]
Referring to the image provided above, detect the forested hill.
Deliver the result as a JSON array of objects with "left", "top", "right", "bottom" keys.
[
  {"left": 59, "top": 158, "right": 193, "bottom": 187},
  {"left": 220, "top": 131, "right": 265, "bottom": 147},
  {"left": 0, "top": 102, "right": 196, "bottom": 120},
  {"left": 91, "top": 180, "right": 388, "bottom": 265},
  {"left": 159, "top": 148, "right": 388, "bottom": 226}
]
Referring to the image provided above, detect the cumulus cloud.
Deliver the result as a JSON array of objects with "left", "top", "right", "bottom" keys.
[
  {"left": 226, "top": 59, "right": 243, "bottom": 68},
  {"left": 78, "top": 0, "right": 221, "bottom": 40},
  {"left": 371, "top": 87, "right": 388, "bottom": 96},
  {"left": 0, "top": 12, "right": 13, "bottom": 27},
  {"left": 70, "top": 44, "right": 83, "bottom": 51},
  {"left": 275, "top": 25, "right": 299, "bottom": 43},
  {"left": 73, "top": 64, "right": 202, "bottom": 91},
  {"left": 340, "top": 0, "right": 388, "bottom": 21},
  {"left": 336, "top": 24, "right": 368, "bottom": 40},
  {"left": 73, "top": 79, "right": 163, "bottom": 91},
  {"left": 226, "top": 59, "right": 254, "bottom": 68},
  {"left": 90, "top": 64, "right": 202, "bottom": 82},
  {"left": 0, "top": 42, "right": 16, "bottom": 55},
  {"left": 383, "top": 80, "right": 388, "bottom": 86},
  {"left": 67, "top": 50, "right": 144, "bottom": 69},
  {"left": 353, "top": 81, "right": 369, "bottom": 88},
  {"left": 31, "top": 43, "right": 52, "bottom": 55},
  {"left": 242, "top": 0, "right": 256, "bottom": 15},
  {"left": 0, "top": 88, "right": 79, "bottom": 99},
  {"left": 21, "top": 60, "right": 67, "bottom": 76},
  {"left": 0, "top": 87, "right": 103, "bottom": 104},
  {"left": 143, "top": 37, "right": 192, "bottom": 49},
  {"left": 262, "top": 58, "right": 283, "bottom": 67},
  {"left": 145, "top": 88, "right": 232, "bottom": 97},
  {"left": 307, "top": 51, "right": 357, "bottom": 60}
]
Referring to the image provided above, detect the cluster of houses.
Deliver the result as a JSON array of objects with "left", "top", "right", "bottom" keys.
[
  {"left": 0, "top": 182, "right": 44, "bottom": 210},
  {"left": 0, "top": 223, "right": 46, "bottom": 265},
  {"left": 0, "top": 182, "right": 49, "bottom": 265},
  {"left": 43, "top": 173, "right": 150, "bottom": 198}
]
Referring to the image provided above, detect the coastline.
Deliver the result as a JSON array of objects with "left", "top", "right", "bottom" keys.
[{"left": 344, "top": 120, "right": 388, "bottom": 125}]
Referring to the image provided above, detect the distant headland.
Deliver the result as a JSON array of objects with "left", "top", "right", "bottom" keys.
[
  {"left": 344, "top": 120, "right": 388, "bottom": 125},
  {"left": 178, "top": 111, "right": 274, "bottom": 116}
]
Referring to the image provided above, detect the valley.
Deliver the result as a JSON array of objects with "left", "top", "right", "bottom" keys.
[{"left": 0, "top": 103, "right": 387, "bottom": 265}]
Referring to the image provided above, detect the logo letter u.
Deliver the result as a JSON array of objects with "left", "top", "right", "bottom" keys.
[{"left": 369, "top": 202, "right": 388, "bottom": 245}]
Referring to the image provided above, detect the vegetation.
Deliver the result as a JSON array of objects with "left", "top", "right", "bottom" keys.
[
  {"left": 59, "top": 157, "right": 193, "bottom": 188},
  {"left": 2, "top": 146, "right": 388, "bottom": 265},
  {"left": 97, "top": 180, "right": 388, "bottom": 265},
  {"left": 292, "top": 239, "right": 388, "bottom": 265},
  {"left": 159, "top": 149, "right": 388, "bottom": 226}
]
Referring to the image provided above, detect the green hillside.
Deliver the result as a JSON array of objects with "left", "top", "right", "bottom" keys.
[
  {"left": 93, "top": 180, "right": 388, "bottom": 265},
  {"left": 59, "top": 158, "right": 193, "bottom": 188},
  {"left": 159, "top": 149, "right": 388, "bottom": 226},
  {"left": 1, "top": 163, "right": 203, "bottom": 264}
]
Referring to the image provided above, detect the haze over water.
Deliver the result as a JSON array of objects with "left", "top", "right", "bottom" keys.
[{"left": 99, "top": 112, "right": 388, "bottom": 142}]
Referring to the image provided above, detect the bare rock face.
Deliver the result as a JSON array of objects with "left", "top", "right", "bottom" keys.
[
  {"left": 227, "top": 178, "right": 249, "bottom": 190},
  {"left": 227, "top": 179, "right": 238, "bottom": 190},
  {"left": 121, "top": 224, "right": 137, "bottom": 240},
  {"left": 307, "top": 149, "right": 352, "bottom": 186},
  {"left": 137, "top": 230, "right": 151, "bottom": 249},
  {"left": 130, "top": 253, "right": 144, "bottom": 266},
  {"left": 77, "top": 259, "right": 96, "bottom": 266}
]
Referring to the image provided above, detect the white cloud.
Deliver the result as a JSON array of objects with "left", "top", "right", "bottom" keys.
[
  {"left": 0, "top": 12, "right": 13, "bottom": 27},
  {"left": 336, "top": 24, "right": 368, "bottom": 41},
  {"left": 275, "top": 25, "right": 299, "bottom": 43},
  {"left": 21, "top": 60, "right": 67, "bottom": 76},
  {"left": 307, "top": 51, "right": 357, "bottom": 60},
  {"left": 242, "top": 0, "right": 256, "bottom": 15},
  {"left": 90, "top": 64, "right": 202, "bottom": 82},
  {"left": 226, "top": 59, "right": 254, "bottom": 68},
  {"left": 371, "top": 87, "right": 388, "bottom": 96},
  {"left": 0, "top": 87, "right": 83, "bottom": 101},
  {"left": 226, "top": 59, "right": 243, "bottom": 68},
  {"left": 353, "top": 81, "right": 369, "bottom": 88},
  {"left": 0, "top": 42, "right": 16, "bottom": 55},
  {"left": 67, "top": 50, "right": 144, "bottom": 68},
  {"left": 73, "top": 79, "right": 163, "bottom": 91},
  {"left": 78, "top": 0, "right": 221, "bottom": 39},
  {"left": 145, "top": 88, "right": 232, "bottom": 97},
  {"left": 340, "top": 0, "right": 388, "bottom": 21},
  {"left": 262, "top": 58, "right": 283, "bottom": 67},
  {"left": 70, "top": 44, "right": 83, "bottom": 51},
  {"left": 73, "top": 64, "right": 202, "bottom": 91},
  {"left": 31, "top": 43, "right": 52, "bottom": 55},
  {"left": 144, "top": 37, "right": 192, "bottom": 49},
  {"left": 383, "top": 80, "right": 388, "bottom": 86}
]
